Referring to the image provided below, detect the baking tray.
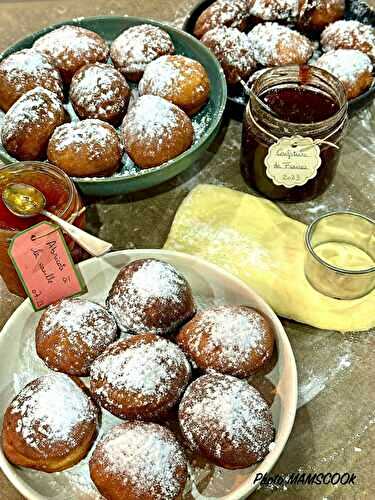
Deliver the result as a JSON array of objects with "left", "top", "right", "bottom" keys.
[{"left": 183, "top": 0, "right": 375, "bottom": 121}]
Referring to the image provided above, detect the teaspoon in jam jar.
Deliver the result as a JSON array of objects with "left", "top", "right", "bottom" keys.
[{"left": 2, "top": 183, "right": 112, "bottom": 257}]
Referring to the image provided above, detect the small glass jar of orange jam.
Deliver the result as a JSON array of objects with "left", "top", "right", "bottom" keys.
[{"left": 0, "top": 162, "right": 86, "bottom": 297}]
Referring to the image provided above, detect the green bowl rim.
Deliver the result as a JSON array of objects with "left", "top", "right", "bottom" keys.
[{"left": 0, "top": 15, "right": 227, "bottom": 185}]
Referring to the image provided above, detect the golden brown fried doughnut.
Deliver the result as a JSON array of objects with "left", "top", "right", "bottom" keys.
[
  {"left": 179, "top": 373, "right": 275, "bottom": 469},
  {"left": 47, "top": 119, "right": 123, "bottom": 177},
  {"left": 69, "top": 63, "right": 130, "bottom": 125},
  {"left": 1, "top": 87, "right": 68, "bottom": 160},
  {"left": 106, "top": 258, "right": 196, "bottom": 334},
  {"left": 201, "top": 26, "right": 256, "bottom": 86},
  {"left": 194, "top": 0, "right": 250, "bottom": 39},
  {"left": 0, "top": 49, "right": 63, "bottom": 112},
  {"left": 110, "top": 24, "right": 175, "bottom": 82},
  {"left": 33, "top": 25, "right": 109, "bottom": 83},
  {"left": 248, "top": 22, "right": 314, "bottom": 66},
  {"left": 139, "top": 55, "right": 210, "bottom": 115},
  {"left": 298, "top": 0, "right": 345, "bottom": 32},
  {"left": 321, "top": 19, "right": 375, "bottom": 62},
  {"left": 122, "top": 95, "right": 194, "bottom": 169},
  {"left": 35, "top": 298, "right": 119, "bottom": 377},
  {"left": 248, "top": 0, "right": 300, "bottom": 22},
  {"left": 90, "top": 334, "right": 191, "bottom": 420},
  {"left": 314, "top": 49, "right": 373, "bottom": 99},
  {"left": 89, "top": 422, "right": 188, "bottom": 500},
  {"left": 1, "top": 373, "right": 99, "bottom": 472},
  {"left": 176, "top": 305, "right": 274, "bottom": 378}
]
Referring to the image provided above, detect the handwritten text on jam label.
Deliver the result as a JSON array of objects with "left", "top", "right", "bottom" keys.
[
  {"left": 265, "top": 135, "right": 322, "bottom": 188},
  {"left": 8, "top": 221, "right": 86, "bottom": 310}
]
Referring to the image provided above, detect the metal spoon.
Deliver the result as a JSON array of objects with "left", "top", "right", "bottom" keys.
[
  {"left": 2, "top": 183, "right": 112, "bottom": 257},
  {"left": 240, "top": 79, "right": 280, "bottom": 118}
]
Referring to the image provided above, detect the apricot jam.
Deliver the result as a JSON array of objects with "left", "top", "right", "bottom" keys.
[
  {"left": 240, "top": 66, "right": 348, "bottom": 202},
  {"left": 0, "top": 171, "right": 70, "bottom": 231},
  {"left": 0, "top": 162, "right": 85, "bottom": 296}
]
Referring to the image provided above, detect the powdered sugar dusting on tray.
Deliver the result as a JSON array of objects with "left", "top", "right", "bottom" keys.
[
  {"left": 180, "top": 374, "right": 274, "bottom": 460},
  {"left": 248, "top": 22, "right": 313, "bottom": 66},
  {"left": 110, "top": 24, "right": 174, "bottom": 74},
  {"left": 38, "top": 298, "right": 117, "bottom": 353},
  {"left": 315, "top": 48, "right": 373, "bottom": 84},
  {"left": 321, "top": 20, "right": 375, "bottom": 60},
  {"left": 249, "top": 0, "right": 299, "bottom": 21},
  {"left": 192, "top": 108, "right": 212, "bottom": 139},
  {"left": 1, "top": 87, "right": 64, "bottom": 140},
  {"left": 9, "top": 373, "right": 97, "bottom": 452},
  {"left": 94, "top": 422, "right": 186, "bottom": 500},
  {"left": 90, "top": 337, "right": 190, "bottom": 403}
]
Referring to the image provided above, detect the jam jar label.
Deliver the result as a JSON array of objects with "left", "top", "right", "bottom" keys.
[
  {"left": 8, "top": 221, "right": 87, "bottom": 310},
  {"left": 265, "top": 135, "right": 322, "bottom": 188}
]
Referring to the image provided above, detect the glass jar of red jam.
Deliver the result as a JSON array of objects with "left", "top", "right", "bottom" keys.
[
  {"left": 241, "top": 66, "right": 348, "bottom": 202},
  {"left": 0, "top": 162, "right": 86, "bottom": 297}
]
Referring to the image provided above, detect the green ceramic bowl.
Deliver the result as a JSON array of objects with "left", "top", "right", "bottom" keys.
[{"left": 0, "top": 16, "right": 227, "bottom": 196}]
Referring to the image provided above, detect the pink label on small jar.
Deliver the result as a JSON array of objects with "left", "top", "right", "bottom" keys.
[{"left": 8, "top": 221, "right": 86, "bottom": 310}]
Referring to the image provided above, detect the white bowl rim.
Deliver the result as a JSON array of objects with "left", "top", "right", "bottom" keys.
[{"left": 0, "top": 249, "right": 298, "bottom": 500}]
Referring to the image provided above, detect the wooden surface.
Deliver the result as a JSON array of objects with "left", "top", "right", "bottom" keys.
[{"left": 0, "top": 0, "right": 374, "bottom": 499}]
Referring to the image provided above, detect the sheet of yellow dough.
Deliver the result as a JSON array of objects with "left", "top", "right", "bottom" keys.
[{"left": 164, "top": 184, "right": 375, "bottom": 332}]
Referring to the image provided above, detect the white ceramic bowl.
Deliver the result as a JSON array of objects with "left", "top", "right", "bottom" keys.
[{"left": 0, "top": 250, "right": 297, "bottom": 499}]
